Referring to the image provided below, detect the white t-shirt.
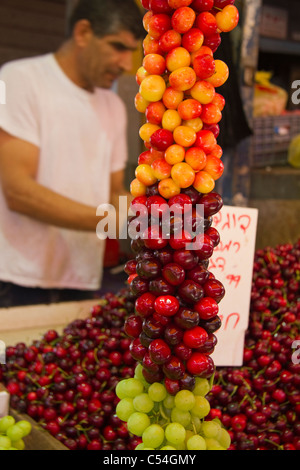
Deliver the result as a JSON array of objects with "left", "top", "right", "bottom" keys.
[{"left": 0, "top": 53, "right": 128, "bottom": 290}]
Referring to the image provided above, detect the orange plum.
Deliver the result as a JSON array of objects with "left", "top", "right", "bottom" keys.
[
  {"left": 163, "top": 87, "right": 184, "bottom": 109},
  {"left": 206, "top": 60, "right": 229, "bottom": 87},
  {"left": 135, "top": 92, "right": 150, "bottom": 113},
  {"left": 182, "top": 28, "right": 204, "bottom": 53},
  {"left": 143, "top": 53, "right": 166, "bottom": 76},
  {"left": 151, "top": 158, "right": 173, "bottom": 180},
  {"left": 182, "top": 117, "right": 203, "bottom": 132},
  {"left": 173, "top": 125, "right": 197, "bottom": 147},
  {"left": 166, "top": 47, "right": 191, "bottom": 72},
  {"left": 195, "top": 129, "right": 217, "bottom": 153},
  {"left": 146, "top": 101, "right": 166, "bottom": 126},
  {"left": 172, "top": 7, "right": 196, "bottom": 34},
  {"left": 201, "top": 103, "right": 222, "bottom": 125},
  {"left": 193, "top": 170, "right": 215, "bottom": 193},
  {"left": 185, "top": 147, "right": 207, "bottom": 171},
  {"left": 169, "top": 66, "right": 197, "bottom": 92},
  {"left": 171, "top": 162, "right": 196, "bottom": 188},
  {"left": 162, "top": 109, "right": 182, "bottom": 131},
  {"left": 203, "top": 155, "right": 224, "bottom": 180},
  {"left": 190, "top": 80, "right": 215, "bottom": 105},
  {"left": 178, "top": 98, "right": 202, "bottom": 121},
  {"left": 158, "top": 178, "right": 181, "bottom": 199},
  {"left": 139, "top": 123, "right": 161, "bottom": 143},
  {"left": 216, "top": 5, "right": 239, "bottom": 33},
  {"left": 165, "top": 144, "right": 186, "bottom": 165},
  {"left": 135, "top": 164, "right": 158, "bottom": 186},
  {"left": 159, "top": 29, "right": 182, "bottom": 54},
  {"left": 130, "top": 178, "right": 147, "bottom": 197},
  {"left": 140, "top": 75, "right": 167, "bottom": 102}
]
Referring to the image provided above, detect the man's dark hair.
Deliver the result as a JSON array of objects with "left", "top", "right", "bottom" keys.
[{"left": 67, "top": 0, "right": 145, "bottom": 39}]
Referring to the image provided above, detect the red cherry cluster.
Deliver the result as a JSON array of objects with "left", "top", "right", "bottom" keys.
[
  {"left": 125, "top": 190, "right": 225, "bottom": 394},
  {"left": 125, "top": 0, "right": 238, "bottom": 395},
  {"left": 0, "top": 291, "right": 140, "bottom": 451},
  {"left": 206, "top": 240, "right": 300, "bottom": 450}
]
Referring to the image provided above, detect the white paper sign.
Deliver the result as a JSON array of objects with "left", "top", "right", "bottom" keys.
[{"left": 209, "top": 205, "right": 258, "bottom": 367}]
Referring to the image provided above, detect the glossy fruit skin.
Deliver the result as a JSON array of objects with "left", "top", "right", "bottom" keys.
[{"left": 127, "top": 0, "right": 241, "bottom": 401}]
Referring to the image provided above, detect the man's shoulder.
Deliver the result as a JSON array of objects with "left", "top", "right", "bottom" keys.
[{"left": 0, "top": 54, "right": 52, "bottom": 76}]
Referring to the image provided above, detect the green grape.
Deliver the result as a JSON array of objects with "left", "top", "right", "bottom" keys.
[
  {"left": 11, "top": 439, "right": 25, "bottom": 450},
  {"left": 0, "top": 446, "right": 8, "bottom": 450},
  {"left": 205, "top": 438, "right": 226, "bottom": 450},
  {"left": 191, "top": 395, "right": 210, "bottom": 419},
  {"left": 15, "top": 420, "right": 32, "bottom": 437},
  {"left": 8, "top": 447, "right": 18, "bottom": 451},
  {"left": 171, "top": 407, "right": 191, "bottom": 428},
  {"left": 165, "top": 423, "right": 186, "bottom": 446},
  {"left": 148, "top": 382, "right": 167, "bottom": 402},
  {"left": 116, "top": 380, "right": 129, "bottom": 399},
  {"left": 0, "top": 436, "right": 11, "bottom": 449},
  {"left": 134, "top": 364, "right": 148, "bottom": 386},
  {"left": 174, "top": 390, "right": 196, "bottom": 412},
  {"left": 6, "top": 425, "right": 23, "bottom": 443},
  {"left": 142, "top": 424, "right": 165, "bottom": 449},
  {"left": 133, "top": 393, "right": 154, "bottom": 413},
  {"left": 187, "top": 434, "right": 207, "bottom": 450},
  {"left": 121, "top": 378, "right": 145, "bottom": 398},
  {"left": 116, "top": 397, "right": 135, "bottom": 422},
  {"left": 217, "top": 428, "right": 231, "bottom": 450},
  {"left": 188, "top": 416, "right": 201, "bottom": 433},
  {"left": 201, "top": 420, "right": 221, "bottom": 439},
  {"left": 193, "top": 378, "right": 210, "bottom": 397},
  {"left": 185, "top": 429, "right": 194, "bottom": 442},
  {"left": 163, "top": 394, "right": 175, "bottom": 409},
  {"left": 135, "top": 443, "right": 145, "bottom": 450},
  {"left": 0, "top": 416, "right": 15, "bottom": 433},
  {"left": 127, "top": 412, "right": 151, "bottom": 437},
  {"left": 160, "top": 445, "right": 176, "bottom": 450}
]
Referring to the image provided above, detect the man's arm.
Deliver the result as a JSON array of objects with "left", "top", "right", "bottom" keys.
[
  {"left": 0, "top": 130, "right": 100, "bottom": 231},
  {"left": 110, "top": 169, "right": 133, "bottom": 238}
]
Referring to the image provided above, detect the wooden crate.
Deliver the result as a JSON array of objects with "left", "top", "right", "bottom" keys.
[
  {"left": 10, "top": 409, "right": 69, "bottom": 450},
  {"left": 0, "top": 300, "right": 97, "bottom": 347},
  {"left": 0, "top": 300, "right": 98, "bottom": 450}
]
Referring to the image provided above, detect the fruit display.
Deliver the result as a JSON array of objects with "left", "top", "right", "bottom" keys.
[
  {"left": 0, "top": 415, "right": 32, "bottom": 450},
  {"left": 120, "top": 0, "right": 239, "bottom": 450},
  {"left": 0, "top": 241, "right": 298, "bottom": 450},
  {"left": 207, "top": 240, "right": 300, "bottom": 450},
  {"left": 116, "top": 366, "right": 230, "bottom": 450},
  {"left": 0, "top": 292, "right": 141, "bottom": 450}
]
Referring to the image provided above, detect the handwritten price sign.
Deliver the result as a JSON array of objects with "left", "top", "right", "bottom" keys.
[{"left": 210, "top": 205, "right": 259, "bottom": 367}]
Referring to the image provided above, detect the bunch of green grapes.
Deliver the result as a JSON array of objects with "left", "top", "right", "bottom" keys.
[
  {"left": 0, "top": 415, "right": 32, "bottom": 450},
  {"left": 116, "top": 365, "right": 231, "bottom": 451}
]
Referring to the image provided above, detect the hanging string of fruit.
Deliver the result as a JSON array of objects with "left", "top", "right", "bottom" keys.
[{"left": 118, "top": 0, "right": 240, "bottom": 451}]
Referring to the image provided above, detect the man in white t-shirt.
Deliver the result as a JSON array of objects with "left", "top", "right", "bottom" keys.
[{"left": 0, "top": 0, "right": 144, "bottom": 307}]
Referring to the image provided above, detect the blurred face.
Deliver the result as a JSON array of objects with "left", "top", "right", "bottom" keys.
[{"left": 78, "top": 28, "right": 139, "bottom": 90}]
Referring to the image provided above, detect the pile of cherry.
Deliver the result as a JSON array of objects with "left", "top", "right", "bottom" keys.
[
  {"left": 0, "top": 241, "right": 299, "bottom": 450},
  {"left": 207, "top": 240, "right": 300, "bottom": 450},
  {"left": 125, "top": 189, "right": 225, "bottom": 394},
  {"left": 0, "top": 291, "right": 141, "bottom": 451}
]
